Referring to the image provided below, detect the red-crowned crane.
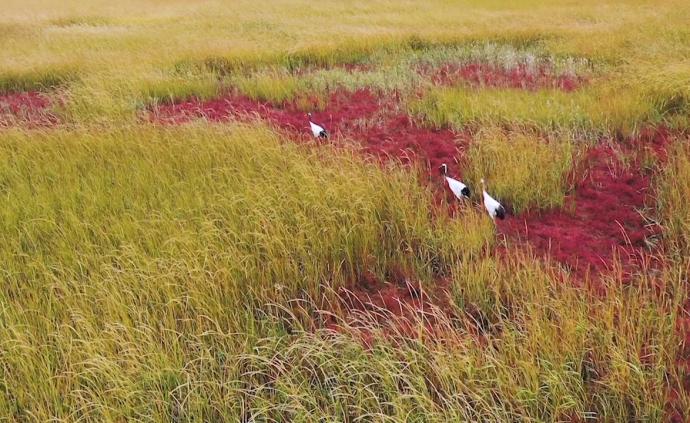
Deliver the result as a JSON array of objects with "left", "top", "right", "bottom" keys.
[
  {"left": 307, "top": 113, "right": 328, "bottom": 140},
  {"left": 481, "top": 178, "right": 505, "bottom": 220},
  {"left": 440, "top": 163, "right": 470, "bottom": 200}
]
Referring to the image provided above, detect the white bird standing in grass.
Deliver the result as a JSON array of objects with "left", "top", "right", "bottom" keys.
[
  {"left": 480, "top": 178, "right": 506, "bottom": 220},
  {"left": 307, "top": 113, "right": 328, "bottom": 140},
  {"left": 440, "top": 163, "right": 470, "bottom": 200}
]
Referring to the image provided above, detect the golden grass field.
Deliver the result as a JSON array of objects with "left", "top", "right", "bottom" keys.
[{"left": 1, "top": 0, "right": 690, "bottom": 421}]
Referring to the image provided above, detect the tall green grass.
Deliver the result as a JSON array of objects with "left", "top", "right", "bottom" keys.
[
  {"left": 410, "top": 83, "right": 666, "bottom": 136},
  {"left": 231, "top": 71, "right": 307, "bottom": 106},
  {"left": 0, "top": 124, "right": 491, "bottom": 308},
  {"left": 0, "top": 65, "right": 78, "bottom": 93},
  {"left": 447, "top": 252, "right": 682, "bottom": 421},
  {"left": 464, "top": 130, "right": 576, "bottom": 213},
  {"left": 189, "top": 252, "right": 682, "bottom": 421},
  {"left": 224, "top": 42, "right": 592, "bottom": 107}
]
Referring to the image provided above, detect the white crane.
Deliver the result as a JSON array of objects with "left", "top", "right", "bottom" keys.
[
  {"left": 440, "top": 163, "right": 470, "bottom": 200},
  {"left": 307, "top": 113, "right": 328, "bottom": 140},
  {"left": 480, "top": 178, "right": 506, "bottom": 220}
]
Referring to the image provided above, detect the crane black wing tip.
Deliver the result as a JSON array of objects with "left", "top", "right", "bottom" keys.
[
  {"left": 319, "top": 130, "right": 328, "bottom": 139},
  {"left": 461, "top": 187, "right": 470, "bottom": 198},
  {"left": 495, "top": 206, "right": 506, "bottom": 220}
]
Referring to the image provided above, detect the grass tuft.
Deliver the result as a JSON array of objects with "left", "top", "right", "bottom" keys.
[{"left": 464, "top": 129, "right": 576, "bottom": 213}]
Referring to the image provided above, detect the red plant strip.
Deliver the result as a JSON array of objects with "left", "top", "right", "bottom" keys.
[
  {"left": 0, "top": 91, "right": 59, "bottom": 127},
  {"left": 427, "top": 63, "right": 585, "bottom": 91}
]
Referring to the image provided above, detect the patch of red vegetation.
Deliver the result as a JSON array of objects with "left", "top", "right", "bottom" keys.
[
  {"left": 626, "top": 125, "right": 676, "bottom": 164},
  {"left": 322, "top": 268, "right": 469, "bottom": 348},
  {"left": 151, "top": 89, "right": 379, "bottom": 131},
  {"left": 339, "top": 268, "right": 451, "bottom": 320},
  {"left": 0, "top": 91, "right": 59, "bottom": 127},
  {"left": 150, "top": 89, "right": 468, "bottom": 181},
  {"left": 427, "top": 63, "right": 585, "bottom": 91},
  {"left": 498, "top": 140, "right": 665, "bottom": 280}
]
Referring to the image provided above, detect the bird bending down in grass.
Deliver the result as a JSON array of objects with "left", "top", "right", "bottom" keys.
[
  {"left": 440, "top": 163, "right": 470, "bottom": 200},
  {"left": 307, "top": 113, "right": 328, "bottom": 140},
  {"left": 481, "top": 178, "right": 505, "bottom": 220}
]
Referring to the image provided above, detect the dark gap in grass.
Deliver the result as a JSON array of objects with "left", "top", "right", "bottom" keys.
[{"left": 48, "top": 16, "right": 113, "bottom": 27}]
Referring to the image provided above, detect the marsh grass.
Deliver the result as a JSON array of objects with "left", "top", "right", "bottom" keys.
[
  {"left": 221, "top": 42, "right": 594, "bottom": 108},
  {"left": 231, "top": 71, "right": 307, "bottom": 106},
  {"left": 447, "top": 250, "right": 681, "bottom": 421},
  {"left": 1, "top": 1, "right": 690, "bottom": 420},
  {"left": 0, "top": 123, "right": 497, "bottom": 419},
  {"left": 657, "top": 141, "right": 690, "bottom": 258},
  {"left": 169, "top": 249, "right": 681, "bottom": 422},
  {"left": 0, "top": 119, "right": 681, "bottom": 420},
  {"left": 0, "top": 124, "right": 494, "bottom": 306},
  {"left": 0, "top": 0, "right": 688, "bottom": 128},
  {"left": 464, "top": 129, "right": 576, "bottom": 213},
  {"left": 139, "top": 74, "right": 220, "bottom": 105},
  {"left": 0, "top": 65, "right": 78, "bottom": 93},
  {"left": 410, "top": 83, "right": 668, "bottom": 136}
]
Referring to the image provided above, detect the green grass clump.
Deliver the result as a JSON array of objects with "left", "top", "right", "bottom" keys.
[
  {"left": 188, "top": 42, "right": 590, "bottom": 109},
  {"left": 464, "top": 130, "right": 576, "bottom": 213},
  {"left": 231, "top": 71, "right": 307, "bottom": 105},
  {"left": 410, "top": 84, "right": 661, "bottom": 136},
  {"left": 301, "top": 42, "right": 588, "bottom": 97},
  {"left": 405, "top": 42, "right": 592, "bottom": 76},
  {"left": 635, "top": 61, "right": 690, "bottom": 130},
  {"left": 0, "top": 64, "right": 78, "bottom": 93},
  {"left": 140, "top": 74, "right": 220, "bottom": 105},
  {"left": 305, "top": 64, "right": 421, "bottom": 95},
  {"left": 0, "top": 124, "right": 491, "bottom": 311}
]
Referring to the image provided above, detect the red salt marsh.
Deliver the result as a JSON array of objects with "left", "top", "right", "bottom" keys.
[
  {"left": 0, "top": 91, "right": 59, "bottom": 127},
  {"left": 427, "top": 63, "right": 585, "bottom": 91},
  {"left": 151, "top": 88, "right": 467, "bottom": 174},
  {"left": 147, "top": 69, "right": 682, "bottom": 365},
  {"left": 10, "top": 66, "right": 687, "bottom": 420},
  {"left": 497, "top": 143, "right": 662, "bottom": 280}
]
